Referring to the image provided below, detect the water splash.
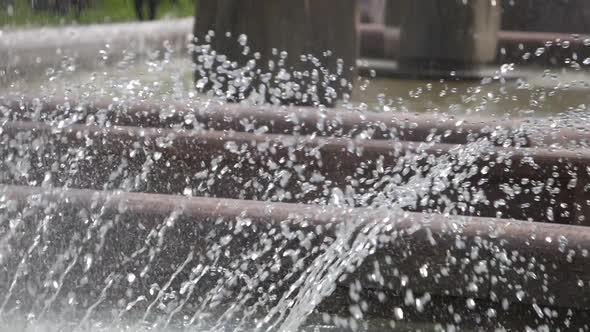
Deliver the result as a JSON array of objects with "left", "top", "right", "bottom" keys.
[{"left": 1, "top": 29, "right": 590, "bottom": 332}]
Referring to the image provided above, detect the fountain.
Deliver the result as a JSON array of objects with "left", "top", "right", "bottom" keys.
[{"left": 2, "top": 1, "right": 590, "bottom": 331}]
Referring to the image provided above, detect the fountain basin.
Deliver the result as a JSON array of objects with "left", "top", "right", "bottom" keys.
[
  {"left": 1, "top": 184, "right": 589, "bottom": 314},
  {"left": 0, "top": 118, "right": 588, "bottom": 224}
]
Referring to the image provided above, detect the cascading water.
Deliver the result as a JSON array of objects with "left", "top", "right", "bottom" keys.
[{"left": 1, "top": 23, "right": 590, "bottom": 332}]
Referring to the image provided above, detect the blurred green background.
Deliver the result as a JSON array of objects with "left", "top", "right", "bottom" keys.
[{"left": 0, "top": 0, "right": 195, "bottom": 27}]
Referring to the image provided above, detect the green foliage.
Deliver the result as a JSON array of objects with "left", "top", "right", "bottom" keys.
[{"left": 0, "top": 0, "right": 195, "bottom": 27}]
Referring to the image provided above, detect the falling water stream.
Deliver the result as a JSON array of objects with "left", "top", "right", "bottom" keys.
[{"left": 1, "top": 27, "right": 590, "bottom": 332}]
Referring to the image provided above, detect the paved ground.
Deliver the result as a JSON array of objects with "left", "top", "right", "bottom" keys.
[{"left": 1, "top": 18, "right": 193, "bottom": 80}]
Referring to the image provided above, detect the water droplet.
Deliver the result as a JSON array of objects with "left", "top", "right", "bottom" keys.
[
  {"left": 393, "top": 307, "right": 404, "bottom": 320},
  {"left": 487, "top": 308, "right": 497, "bottom": 318},
  {"left": 419, "top": 264, "right": 428, "bottom": 278},
  {"left": 238, "top": 34, "right": 248, "bottom": 46},
  {"left": 532, "top": 303, "right": 544, "bottom": 318},
  {"left": 83, "top": 254, "right": 93, "bottom": 272}
]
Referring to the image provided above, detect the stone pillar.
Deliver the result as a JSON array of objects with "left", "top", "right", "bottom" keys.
[
  {"left": 384, "top": 0, "right": 401, "bottom": 27},
  {"left": 193, "top": 0, "right": 358, "bottom": 107},
  {"left": 383, "top": 0, "right": 402, "bottom": 59},
  {"left": 501, "top": 0, "right": 590, "bottom": 34},
  {"left": 398, "top": 0, "right": 500, "bottom": 70},
  {"left": 360, "top": 0, "right": 386, "bottom": 24}
]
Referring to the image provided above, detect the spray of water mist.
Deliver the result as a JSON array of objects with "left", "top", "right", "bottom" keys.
[{"left": 0, "top": 30, "right": 590, "bottom": 332}]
